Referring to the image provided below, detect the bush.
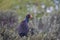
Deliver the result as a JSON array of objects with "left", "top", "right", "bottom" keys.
[{"left": 0, "top": 10, "right": 18, "bottom": 40}]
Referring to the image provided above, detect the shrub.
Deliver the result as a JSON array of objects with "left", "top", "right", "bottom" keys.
[{"left": 0, "top": 10, "right": 18, "bottom": 40}]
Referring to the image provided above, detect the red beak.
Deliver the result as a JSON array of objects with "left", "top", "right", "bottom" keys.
[{"left": 30, "top": 15, "right": 33, "bottom": 19}]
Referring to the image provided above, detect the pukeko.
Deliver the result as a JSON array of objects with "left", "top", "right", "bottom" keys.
[{"left": 18, "top": 14, "right": 33, "bottom": 37}]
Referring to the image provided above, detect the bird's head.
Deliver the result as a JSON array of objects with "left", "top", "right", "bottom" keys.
[
  {"left": 25, "top": 14, "right": 33, "bottom": 22},
  {"left": 26, "top": 14, "right": 33, "bottom": 20}
]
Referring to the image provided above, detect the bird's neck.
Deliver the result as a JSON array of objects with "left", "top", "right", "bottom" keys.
[{"left": 25, "top": 17, "right": 29, "bottom": 23}]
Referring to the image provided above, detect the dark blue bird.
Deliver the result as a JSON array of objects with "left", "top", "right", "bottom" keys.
[{"left": 18, "top": 14, "right": 32, "bottom": 37}]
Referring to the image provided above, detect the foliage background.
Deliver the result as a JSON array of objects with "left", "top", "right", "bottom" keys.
[{"left": 0, "top": 0, "right": 60, "bottom": 40}]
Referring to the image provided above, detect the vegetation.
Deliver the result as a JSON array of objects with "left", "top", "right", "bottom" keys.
[{"left": 0, "top": 0, "right": 60, "bottom": 40}]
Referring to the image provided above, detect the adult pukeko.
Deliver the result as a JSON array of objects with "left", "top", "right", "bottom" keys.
[{"left": 18, "top": 14, "right": 32, "bottom": 37}]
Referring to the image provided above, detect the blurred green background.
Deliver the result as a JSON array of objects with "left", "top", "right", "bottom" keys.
[
  {"left": 0, "top": 0, "right": 60, "bottom": 21},
  {"left": 0, "top": 0, "right": 60, "bottom": 40}
]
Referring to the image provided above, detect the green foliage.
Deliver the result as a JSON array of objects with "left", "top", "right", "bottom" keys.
[
  {"left": 0, "top": 0, "right": 54, "bottom": 10},
  {"left": 0, "top": 0, "right": 55, "bottom": 21},
  {"left": 36, "top": 12, "right": 44, "bottom": 18}
]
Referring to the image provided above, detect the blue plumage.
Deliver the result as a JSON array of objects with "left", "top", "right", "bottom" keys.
[
  {"left": 18, "top": 20, "right": 29, "bottom": 37},
  {"left": 18, "top": 14, "right": 32, "bottom": 37}
]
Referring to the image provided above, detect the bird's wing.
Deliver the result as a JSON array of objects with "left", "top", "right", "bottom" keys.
[
  {"left": 18, "top": 21, "right": 29, "bottom": 33},
  {"left": 20, "top": 21, "right": 29, "bottom": 29}
]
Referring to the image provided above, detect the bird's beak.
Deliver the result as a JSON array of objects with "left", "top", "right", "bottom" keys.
[{"left": 30, "top": 15, "right": 33, "bottom": 19}]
